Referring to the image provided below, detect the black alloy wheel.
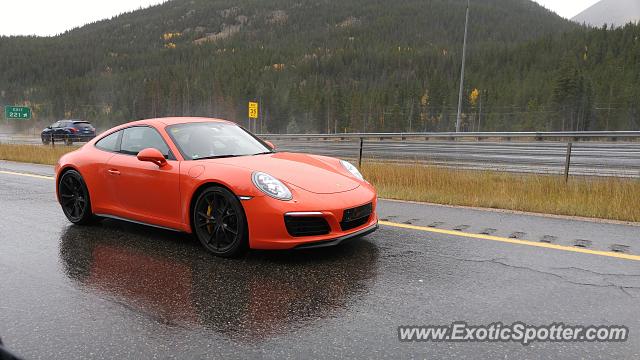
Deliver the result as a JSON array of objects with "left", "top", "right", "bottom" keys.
[
  {"left": 193, "top": 186, "right": 248, "bottom": 257},
  {"left": 58, "top": 170, "right": 93, "bottom": 224}
]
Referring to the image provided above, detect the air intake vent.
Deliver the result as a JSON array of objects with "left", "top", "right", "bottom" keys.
[{"left": 284, "top": 216, "right": 331, "bottom": 237}]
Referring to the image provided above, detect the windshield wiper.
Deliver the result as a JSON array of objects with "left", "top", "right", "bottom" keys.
[
  {"left": 194, "top": 154, "right": 242, "bottom": 160},
  {"left": 251, "top": 151, "right": 274, "bottom": 156}
]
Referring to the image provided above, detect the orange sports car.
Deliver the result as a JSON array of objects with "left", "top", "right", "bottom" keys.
[{"left": 55, "top": 117, "right": 378, "bottom": 257}]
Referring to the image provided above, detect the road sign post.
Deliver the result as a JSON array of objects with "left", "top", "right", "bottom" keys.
[
  {"left": 248, "top": 102, "right": 259, "bottom": 132},
  {"left": 564, "top": 142, "right": 573, "bottom": 182},
  {"left": 4, "top": 106, "right": 32, "bottom": 120},
  {"left": 358, "top": 138, "right": 364, "bottom": 169}
]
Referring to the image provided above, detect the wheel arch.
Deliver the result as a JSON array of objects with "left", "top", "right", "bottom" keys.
[
  {"left": 56, "top": 165, "right": 83, "bottom": 203},
  {"left": 187, "top": 181, "right": 247, "bottom": 234}
]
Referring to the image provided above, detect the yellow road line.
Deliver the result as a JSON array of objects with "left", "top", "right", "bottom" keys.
[
  {"left": 380, "top": 221, "right": 640, "bottom": 262},
  {"left": 0, "top": 170, "right": 54, "bottom": 180}
]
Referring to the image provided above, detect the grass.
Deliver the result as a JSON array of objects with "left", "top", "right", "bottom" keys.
[
  {"left": 0, "top": 143, "right": 79, "bottom": 165},
  {"left": 361, "top": 162, "right": 640, "bottom": 223},
  {"left": 1, "top": 143, "right": 638, "bottom": 222}
]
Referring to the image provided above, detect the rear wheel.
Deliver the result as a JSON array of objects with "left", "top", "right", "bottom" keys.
[
  {"left": 193, "top": 186, "right": 248, "bottom": 258},
  {"left": 58, "top": 170, "right": 93, "bottom": 225}
]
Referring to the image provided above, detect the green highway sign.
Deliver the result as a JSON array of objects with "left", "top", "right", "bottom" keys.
[{"left": 4, "top": 106, "right": 32, "bottom": 120}]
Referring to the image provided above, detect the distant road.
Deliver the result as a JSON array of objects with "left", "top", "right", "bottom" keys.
[
  {"left": 2, "top": 132, "right": 639, "bottom": 177},
  {"left": 0, "top": 132, "right": 41, "bottom": 145},
  {"left": 272, "top": 139, "right": 640, "bottom": 178}
]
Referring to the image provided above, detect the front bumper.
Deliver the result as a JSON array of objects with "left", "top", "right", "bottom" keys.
[
  {"left": 294, "top": 222, "right": 378, "bottom": 249},
  {"left": 241, "top": 184, "right": 378, "bottom": 250}
]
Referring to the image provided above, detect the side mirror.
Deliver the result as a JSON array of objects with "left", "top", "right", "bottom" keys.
[
  {"left": 137, "top": 148, "right": 168, "bottom": 167},
  {"left": 265, "top": 141, "right": 276, "bottom": 150}
]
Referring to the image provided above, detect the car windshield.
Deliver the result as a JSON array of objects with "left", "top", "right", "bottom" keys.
[{"left": 167, "top": 122, "right": 271, "bottom": 160}]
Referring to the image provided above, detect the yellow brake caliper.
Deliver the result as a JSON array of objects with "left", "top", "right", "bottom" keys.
[{"left": 207, "top": 204, "right": 213, "bottom": 234}]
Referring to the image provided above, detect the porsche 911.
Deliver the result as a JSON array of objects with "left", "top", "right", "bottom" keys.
[{"left": 55, "top": 117, "right": 378, "bottom": 257}]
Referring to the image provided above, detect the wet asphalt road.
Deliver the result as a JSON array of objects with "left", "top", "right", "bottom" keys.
[{"left": 1, "top": 163, "right": 640, "bottom": 359}]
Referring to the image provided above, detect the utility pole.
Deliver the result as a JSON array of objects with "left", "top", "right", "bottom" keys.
[
  {"left": 455, "top": 0, "right": 470, "bottom": 133},
  {"left": 477, "top": 91, "right": 482, "bottom": 132}
]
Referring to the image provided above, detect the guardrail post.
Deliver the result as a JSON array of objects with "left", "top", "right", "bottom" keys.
[
  {"left": 51, "top": 133, "right": 55, "bottom": 148},
  {"left": 564, "top": 142, "right": 573, "bottom": 183},
  {"left": 358, "top": 138, "right": 364, "bottom": 169}
]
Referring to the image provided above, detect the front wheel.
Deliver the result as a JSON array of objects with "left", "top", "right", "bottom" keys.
[
  {"left": 193, "top": 186, "right": 248, "bottom": 258},
  {"left": 58, "top": 170, "right": 94, "bottom": 225}
]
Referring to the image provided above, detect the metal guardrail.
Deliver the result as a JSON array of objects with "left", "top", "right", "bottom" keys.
[
  {"left": 260, "top": 132, "right": 640, "bottom": 179},
  {"left": 259, "top": 131, "right": 640, "bottom": 141},
  {"left": 1, "top": 131, "right": 638, "bottom": 178}
]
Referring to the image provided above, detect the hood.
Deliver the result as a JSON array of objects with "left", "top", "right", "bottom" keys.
[{"left": 213, "top": 152, "right": 360, "bottom": 194}]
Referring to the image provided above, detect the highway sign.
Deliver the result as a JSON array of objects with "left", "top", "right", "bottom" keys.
[
  {"left": 248, "top": 102, "right": 259, "bottom": 119},
  {"left": 4, "top": 106, "right": 32, "bottom": 120}
]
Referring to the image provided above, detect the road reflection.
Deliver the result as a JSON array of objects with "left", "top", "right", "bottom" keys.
[{"left": 59, "top": 219, "right": 379, "bottom": 340}]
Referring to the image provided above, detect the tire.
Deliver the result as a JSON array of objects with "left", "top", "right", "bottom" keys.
[
  {"left": 192, "top": 186, "right": 248, "bottom": 258},
  {"left": 58, "top": 170, "right": 94, "bottom": 225},
  {"left": 42, "top": 138, "right": 50, "bottom": 145}
]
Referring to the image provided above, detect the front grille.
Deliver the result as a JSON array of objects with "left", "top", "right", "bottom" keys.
[
  {"left": 284, "top": 216, "right": 331, "bottom": 237},
  {"left": 340, "top": 203, "right": 373, "bottom": 231}
]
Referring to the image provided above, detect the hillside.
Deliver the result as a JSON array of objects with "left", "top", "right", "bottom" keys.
[
  {"left": 2, "top": 0, "right": 637, "bottom": 133},
  {"left": 572, "top": 0, "right": 640, "bottom": 27}
]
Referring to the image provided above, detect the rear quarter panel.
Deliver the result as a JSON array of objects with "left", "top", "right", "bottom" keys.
[{"left": 57, "top": 145, "right": 116, "bottom": 214}]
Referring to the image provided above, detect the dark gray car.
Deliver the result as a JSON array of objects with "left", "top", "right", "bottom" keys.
[{"left": 41, "top": 120, "right": 96, "bottom": 145}]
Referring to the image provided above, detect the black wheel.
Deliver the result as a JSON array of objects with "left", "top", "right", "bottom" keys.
[
  {"left": 42, "top": 137, "right": 50, "bottom": 145},
  {"left": 58, "top": 170, "right": 93, "bottom": 225},
  {"left": 193, "top": 186, "right": 248, "bottom": 257}
]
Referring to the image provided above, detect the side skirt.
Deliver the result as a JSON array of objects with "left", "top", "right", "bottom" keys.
[{"left": 95, "top": 213, "right": 185, "bottom": 233}]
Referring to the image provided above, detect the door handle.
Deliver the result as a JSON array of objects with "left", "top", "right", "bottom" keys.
[{"left": 107, "top": 169, "right": 121, "bottom": 176}]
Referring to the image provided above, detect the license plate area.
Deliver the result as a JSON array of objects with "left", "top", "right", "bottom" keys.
[{"left": 340, "top": 203, "right": 373, "bottom": 231}]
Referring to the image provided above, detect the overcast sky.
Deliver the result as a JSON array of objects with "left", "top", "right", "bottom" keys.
[{"left": 0, "top": 0, "right": 602, "bottom": 37}]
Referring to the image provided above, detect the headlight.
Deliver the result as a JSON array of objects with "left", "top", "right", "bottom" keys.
[
  {"left": 252, "top": 172, "right": 292, "bottom": 200},
  {"left": 340, "top": 160, "right": 364, "bottom": 181}
]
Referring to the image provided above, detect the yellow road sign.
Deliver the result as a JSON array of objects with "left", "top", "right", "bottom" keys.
[{"left": 248, "top": 102, "right": 259, "bottom": 119}]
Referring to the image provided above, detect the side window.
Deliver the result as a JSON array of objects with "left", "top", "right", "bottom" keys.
[
  {"left": 121, "top": 127, "right": 171, "bottom": 158},
  {"left": 95, "top": 131, "right": 122, "bottom": 152}
]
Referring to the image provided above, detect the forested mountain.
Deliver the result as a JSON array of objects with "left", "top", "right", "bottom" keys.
[{"left": 0, "top": 0, "right": 638, "bottom": 133}]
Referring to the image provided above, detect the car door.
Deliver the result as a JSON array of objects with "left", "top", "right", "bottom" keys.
[
  {"left": 89, "top": 130, "right": 122, "bottom": 214},
  {"left": 42, "top": 121, "right": 59, "bottom": 140},
  {"left": 105, "top": 126, "right": 182, "bottom": 229},
  {"left": 53, "top": 121, "right": 69, "bottom": 140}
]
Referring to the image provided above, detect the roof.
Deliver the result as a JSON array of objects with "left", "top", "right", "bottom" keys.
[
  {"left": 132, "top": 117, "right": 233, "bottom": 126},
  {"left": 93, "top": 117, "right": 237, "bottom": 140}
]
